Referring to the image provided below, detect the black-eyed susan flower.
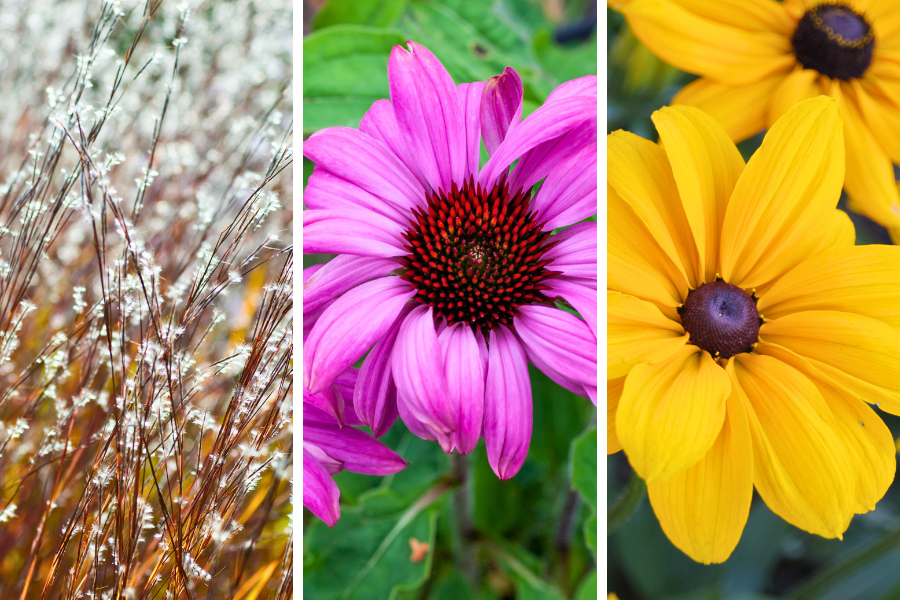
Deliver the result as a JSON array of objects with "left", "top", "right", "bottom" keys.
[
  {"left": 608, "top": 96, "right": 900, "bottom": 564},
  {"left": 610, "top": 0, "right": 900, "bottom": 235}
]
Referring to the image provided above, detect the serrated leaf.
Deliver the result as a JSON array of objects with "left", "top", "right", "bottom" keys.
[
  {"left": 313, "top": 0, "right": 408, "bottom": 31},
  {"left": 303, "top": 487, "right": 445, "bottom": 600}
]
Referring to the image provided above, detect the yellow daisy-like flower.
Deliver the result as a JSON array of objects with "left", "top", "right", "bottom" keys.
[
  {"left": 608, "top": 96, "right": 900, "bottom": 564},
  {"left": 610, "top": 0, "right": 900, "bottom": 235}
]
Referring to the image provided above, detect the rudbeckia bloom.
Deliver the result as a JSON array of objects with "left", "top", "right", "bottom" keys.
[
  {"left": 609, "top": 97, "right": 900, "bottom": 564},
  {"left": 303, "top": 265, "right": 408, "bottom": 527},
  {"left": 611, "top": 0, "right": 900, "bottom": 235},
  {"left": 303, "top": 43, "right": 597, "bottom": 480}
]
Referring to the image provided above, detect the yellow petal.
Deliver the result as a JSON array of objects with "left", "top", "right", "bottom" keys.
[
  {"left": 733, "top": 353, "right": 855, "bottom": 538},
  {"left": 760, "top": 310, "right": 900, "bottom": 392},
  {"left": 762, "top": 338, "right": 900, "bottom": 416},
  {"left": 719, "top": 97, "right": 844, "bottom": 289},
  {"left": 766, "top": 68, "right": 821, "bottom": 128},
  {"left": 852, "top": 79, "right": 900, "bottom": 165},
  {"left": 608, "top": 377, "right": 625, "bottom": 455},
  {"left": 608, "top": 183, "right": 689, "bottom": 315},
  {"left": 666, "top": 0, "right": 796, "bottom": 36},
  {"left": 754, "top": 341, "right": 896, "bottom": 514},
  {"left": 652, "top": 105, "right": 745, "bottom": 283},
  {"left": 803, "top": 209, "right": 856, "bottom": 257},
  {"left": 865, "top": 0, "right": 900, "bottom": 43},
  {"left": 621, "top": 0, "right": 795, "bottom": 86},
  {"left": 608, "top": 130, "right": 700, "bottom": 287},
  {"left": 647, "top": 367, "right": 753, "bottom": 564},
  {"left": 830, "top": 82, "right": 900, "bottom": 229},
  {"left": 759, "top": 245, "right": 900, "bottom": 329},
  {"left": 673, "top": 76, "right": 784, "bottom": 143},
  {"left": 617, "top": 345, "right": 730, "bottom": 482},
  {"left": 608, "top": 291, "right": 688, "bottom": 379}
]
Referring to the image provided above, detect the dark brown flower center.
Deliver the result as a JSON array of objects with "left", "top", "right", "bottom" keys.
[
  {"left": 792, "top": 4, "right": 874, "bottom": 80},
  {"left": 400, "top": 178, "right": 557, "bottom": 334},
  {"left": 678, "top": 281, "right": 760, "bottom": 359}
]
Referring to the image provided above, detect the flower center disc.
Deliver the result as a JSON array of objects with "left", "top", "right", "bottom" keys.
[
  {"left": 679, "top": 281, "right": 760, "bottom": 359},
  {"left": 400, "top": 178, "right": 556, "bottom": 334},
  {"left": 792, "top": 4, "right": 874, "bottom": 80}
]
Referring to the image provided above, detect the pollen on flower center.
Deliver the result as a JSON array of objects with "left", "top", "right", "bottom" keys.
[
  {"left": 792, "top": 3, "right": 874, "bottom": 80},
  {"left": 678, "top": 281, "right": 760, "bottom": 359},
  {"left": 400, "top": 178, "right": 557, "bottom": 334}
]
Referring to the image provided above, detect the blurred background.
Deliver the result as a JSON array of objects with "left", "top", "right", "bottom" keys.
[
  {"left": 608, "top": 8, "right": 900, "bottom": 600},
  {"left": 302, "top": 1, "right": 597, "bottom": 599}
]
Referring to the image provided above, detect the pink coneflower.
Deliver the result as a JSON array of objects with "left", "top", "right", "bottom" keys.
[
  {"left": 302, "top": 266, "right": 408, "bottom": 527},
  {"left": 303, "top": 43, "right": 597, "bottom": 480}
]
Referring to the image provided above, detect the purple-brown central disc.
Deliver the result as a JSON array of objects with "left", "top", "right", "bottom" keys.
[
  {"left": 400, "top": 178, "right": 557, "bottom": 334},
  {"left": 679, "top": 281, "right": 760, "bottom": 359},
  {"left": 792, "top": 4, "right": 874, "bottom": 80}
]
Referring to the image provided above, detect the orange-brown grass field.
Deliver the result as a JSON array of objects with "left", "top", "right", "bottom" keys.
[{"left": 0, "top": 0, "right": 292, "bottom": 597}]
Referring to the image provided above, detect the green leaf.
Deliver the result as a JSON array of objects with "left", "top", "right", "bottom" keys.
[
  {"left": 488, "top": 541, "right": 567, "bottom": 600},
  {"left": 584, "top": 512, "right": 597, "bottom": 557},
  {"left": 303, "top": 157, "right": 315, "bottom": 192},
  {"left": 533, "top": 27, "right": 598, "bottom": 89},
  {"left": 313, "top": 0, "right": 408, "bottom": 31},
  {"left": 303, "top": 26, "right": 406, "bottom": 136},
  {"left": 400, "top": 1, "right": 541, "bottom": 87},
  {"left": 571, "top": 427, "right": 597, "bottom": 510},
  {"left": 304, "top": 483, "right": 451, "bottom": 600},
  {"left": 574, "top": 570, "right": 597, "bottom": 600},
  {"left": 528, "top": 367, "right": 594, "bottom": 473},
  {"left": 471, "top": 442, "right": 523, "bottom": 535}
]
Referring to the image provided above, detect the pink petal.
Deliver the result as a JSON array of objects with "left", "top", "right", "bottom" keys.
[
  {"left": 458, "top": 81, "right": 486, "bottom": 180},
  {"left": 355, "top": 305, "right": 414, "bottom": 437},
  {"left": 521, "top": 340, "right": 588, "bottom": 397},
  {"left": 391, "top": 305, "right": 455, "bottom": 434},
  {"left": 303, "top": 265, "right": 325, "bottom": 284},
  {"left": 532, "top": 142, "right": 597, "bottom": 229},
  {"left": 543, "top": 222, "right": 597, "bottom": 280},
  {"left": 304, "top": 255, "right": 400, "bottom": 313},
  {"left": 484, "top": 326, "right": 533, "bottom": 480},
  {"left": 545, "top": 75, "right": 597, "bottom": 104},
  {"left": 396, "top": 386, "right": 445, "bottom": 443},
  {"left": 305, "top": 277, "right": 414, "bottom": 394},
  {"left": 304, "top": 127, "right": 424, "bottom": 212},
  {"left": 303, "top": 449, "right": 341, "bottom": 527},
  {"left": 583, "top": 384, "right": 597, "bottom": 406},
  {"left": 304, "top": 168, "right": 411, "bottom": 224},
  {"left": 546, "top": 277, "right": 597, "bottom": 338},
  {"left": 304, "top": 420, "right": 409, "bottom": 476},
  {"left": 303, "top": 383, "right": 345, "bottom": 427},
  {"left": 515, "top": 305, "right": 596, "bottom": 387},
  {"left": 360, "top": 99, "right": 427, "bottom": 190},
  {"left": 510, "top": 119, "right": 596, "bottom": 194},
  {"left": 303, "top": 209, "right": 407, "bottom": 257},
  {"left": 480, "top": 67, "right": 523, "bottom": 157},
  {"left": 389, "top": 42, "right": 465, "bottom": 193},
  {"left": 438, "top": 323, "right": 486, "bottom": 454},
  {"left": 478, "top": 96, "right": 596, "bottom": 191}
]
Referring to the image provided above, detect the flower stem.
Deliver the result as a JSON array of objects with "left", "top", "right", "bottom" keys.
[
  {"left": 787, "top": 526, "right": 900, "bottom": 600},
  {"left": 607, "top": 470, "right": 646, "bottom": 536},
  {"left": 451, "top": 452, "right": 477, "bottom": 582}
]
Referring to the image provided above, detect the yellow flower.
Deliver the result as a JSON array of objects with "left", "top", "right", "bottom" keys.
[
  {"left": 610, "top": 0, "right": 900, "bottom": 236},
  {"left": 608, "top": 96, "right": 900, "bottom": 564}
]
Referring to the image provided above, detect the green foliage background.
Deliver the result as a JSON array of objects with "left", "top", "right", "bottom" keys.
[
  {"left": 608, "top": 8, "right": 900, "bottom": 600},
  {"left": 302, "top": 1, "right": 597, "bottom": 598}
]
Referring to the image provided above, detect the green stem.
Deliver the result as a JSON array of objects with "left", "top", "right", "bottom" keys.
[
  {"left": 607, "top": 471, "right": 646, "bottom": 536},
  {"left": 788, "top": 526, "right": 900, "bottom": 600}
]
